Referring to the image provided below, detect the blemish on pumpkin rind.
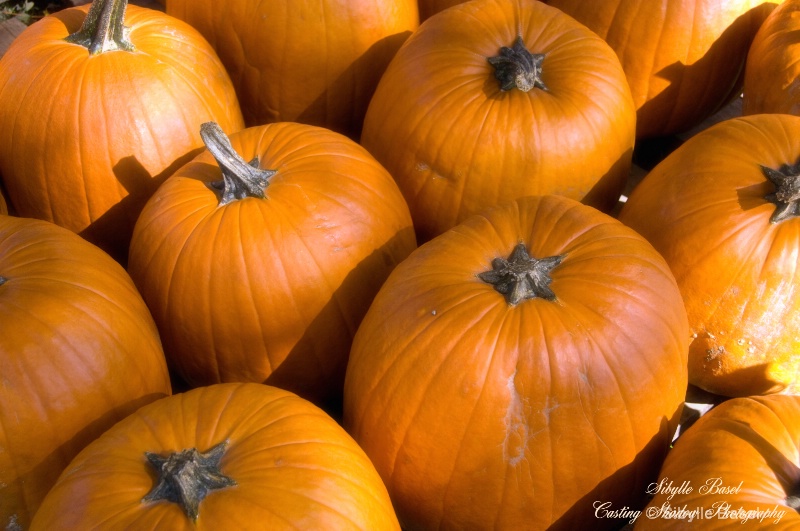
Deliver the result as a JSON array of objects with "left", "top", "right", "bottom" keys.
[{"left": 503, "top": 371, "right": 530, "bottom": 467}]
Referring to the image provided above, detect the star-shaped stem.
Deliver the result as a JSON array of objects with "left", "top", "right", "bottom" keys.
[
  {"left": 478, "top": 243, "right": 564, "bottom": 305},
  {"left": 201, "top": 122, "right": 276, "bottom": 206},
  {"left": 487, "top": 36, "right": 547, "bottom": 93},
  {"left": 762, "top": 160, "right": 800, "bottom": 224},
  {"left": 142, "top": 440, "right": 236, "bottom": 522}
]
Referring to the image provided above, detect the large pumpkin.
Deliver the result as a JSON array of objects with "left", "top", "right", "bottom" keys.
[
  {"left": 343, "top": 195, "right": 690, "bottom": 530},
  {"left": 743, "top": 0, "right": 800, "bottom": 116},
  {"left": 30, "top": 383, "right": 400, "bottom": 530},
  {"left": 360, "top": 0, "right": 636, "bottom": 244},
  {"left": 0, "top": 215, "right": 171, "bottom": 531},
  {"left": 128, "top": 122, "right": 416, "bottom": 408},
  {"left": 0, "top": 0, "right": 244, "bottom": 264},
  {"left": 166, "top": 0, "right": 418, "bottom": 140},
  {"left": 618, "top": 113, "right": 800, "bottom": 398},
  {"left": 546, "top": 0, "right": 776, "bottom": 139},
  {"left": 635, "top": 394, "right": 800, "bottom": 530}
]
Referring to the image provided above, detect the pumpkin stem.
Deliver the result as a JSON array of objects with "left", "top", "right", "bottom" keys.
[
  {"left": 762, "top": 160, "right": 800, "bottom": 223},
  {"left": 487, "top": 36, "right": 547, "bottom": 92},
  {"left": 0, "top": 276, "right": 6, "bottom": 285},
  {"left": 478, "top": 242, "right": 563, "bottom": 305},
  {"left": 142, "top": 440, "right": 236, "bottom": 522},
  {"left": 64, "top": 0, "right": 135, "bottom": 55},
  {"left": 201, "top": 122, "right": 276, "bottom": 206}
]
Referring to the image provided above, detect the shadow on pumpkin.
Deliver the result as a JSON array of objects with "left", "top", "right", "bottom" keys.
[
  {"left": 262, "top": 226, "right": 417, "bottom": 422},
  {"left": 736, "top": 180, "right": 776, "bottom": 213},
  {"left": 80, "top": 149, "right": 201, "bottom": 267},
  {"left": 547, "top": 409, "right": 683, "bottom": 531},
  {"left": 3, "top": 391, "right": 167, "bottom": 531},
  {"left": 635, "top": 3, "right": 777, "bottom": 140},
  {"left": 290, "top": 30, "right": 414, "bottom": 143}
]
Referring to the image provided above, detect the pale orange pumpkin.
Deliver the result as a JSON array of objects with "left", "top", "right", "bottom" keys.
[
  {"left": 0, "top": 214, "right": 171, "bottom": 530},
  {"left": 30, "top": 383, "right": 400, "bottom": 530}
]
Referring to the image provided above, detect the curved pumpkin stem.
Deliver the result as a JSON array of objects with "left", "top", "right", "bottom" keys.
[
  {"left": 201, "top": 122, "right": 276, "bottom": 206},
  {"left": 64, "top": 0, "right": 135, "bottom": 55},
  {"left": 478, "top": 243, "right": 564, "bottom": 305},
  {"left": 487, "top": 36, "right": 547, "bottom": 93},
  {"left": 142, "top": 440, "right": 236, "bottom": 522},
  {"left": 762, "top": 160, "right": 800, "bottom": 224}
]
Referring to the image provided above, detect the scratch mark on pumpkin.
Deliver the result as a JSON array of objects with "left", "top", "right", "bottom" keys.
[{"left": 503, "top": 370, "right": 530, "bottom": 467}]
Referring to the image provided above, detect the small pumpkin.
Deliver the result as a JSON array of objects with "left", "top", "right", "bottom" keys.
[
  {"left": 29, "top": 383, "right": 400, "bottom": 530},
  {"left": 360, "top": 0, "right": 636, "bottom": 244},
  {"left": 0, "top": 214, "right": 171, "bottom": 531},
  {"left": 128, "top": 122, "right": 416, "bottom": 408},
  {"left": 743, "top": 0, "right": 800, "bottom": 115},
  {"left": 618, "top": 113, "right": 800, "bottom": 397},
  {"left": 635, "top": 394, "right": 800, "bottom": 530},
  {"left": 343, "top": 195, "right": 689, "bottom": 530},
  {"left": 0, "top": 0, "right": 244, "bottom": 264},
  {"left": 166, "top": 0, "right": 419, "bottom": 140},
  {"left": 546, "top": 0, "right": 776, "bottom": 139}
]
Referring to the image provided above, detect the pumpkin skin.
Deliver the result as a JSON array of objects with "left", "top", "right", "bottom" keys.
[
  {"left": 618, "top": 114, "right": 800, "bottom": 398},
  {"left": 0, "top": 0, "right": 244, "bottom": 264},
  {"left": 166, "top": 0, "right": 418, "bottom": 140},
  {"left": 128, "top": 122, "right": 416, "bottom": 408},
  {"left": 360, "top": 0, "right": 636, "bottom": 244},
  {"left": 343, "top": 195, "right": 690, "bottom": 530},
  {"left": 417, "top": 0, "right": 468, "bottom": 21},
  {"left": 635, "top": 395, "right": 800, "bottom": 530},
  {"left": 546, "top": 0, "right": 776, "bottom": 139},
  {"left": 0, "top": 214, "right": 171, "bottom": 531},
  {"left": 29, "top": 383, "right": 401, "bottom": 530},
  {"left": 743, "top": 0, "right": 800, "bottom": 116}
]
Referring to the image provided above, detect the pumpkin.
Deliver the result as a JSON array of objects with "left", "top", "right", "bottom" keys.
[
  {"left": 618, "top": 113, "right": 800, "bottom": 398},
  {"left": 29, "top": 383, "right": 400, "bottom": 530},
  {"left": 0, "top": 214, "right": 171, "bottom": 531},
  {"left": 166, "top": 0, "right": 419, "bottom": 140},
  {"left": 128, "top": 122, "right": 416, "bottom": 409},
  {"left": 635, "top": 394, "right": 800, "bottom": 530},
  {"left": 546, "top": 0, "right": 776, "bottom": 139},
  {"left": 343, "top": 195, "right": 690, "bottom": 530},
  {"left": 360, "top": 0, "right": 636, "bottom": 244},
  {"left": 0, "top": 0, "right": 244, "bottom": 264},
  {"left": 743, "top": 0, "right": 800, "bottom": 116}
]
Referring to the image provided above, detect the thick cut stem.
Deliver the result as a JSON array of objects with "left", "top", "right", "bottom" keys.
[
  {"left": 142, "top": 441, "right": 236, "bottom": 522},
  {"left": 478, "top": 243, "right": 563, "bottom": 305},
  {"left": 64, "top": 0, "right": 135, "bottom": 55},
  {"left": 762, "top": 160, "right": 800, "bottom": 223},
  {"left": 201, "top": 122, "right": 276, "bottom": 206},
  {"left": 487, "top": 36, "right": 547, "bottom": 93}
]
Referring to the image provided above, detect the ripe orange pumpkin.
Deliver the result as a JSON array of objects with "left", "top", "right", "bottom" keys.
[
  {"left": 743, "top": 0, "right": 800, "bottom": 115},
  {"left": 0, "top": 0, "right": 244, "bottom": 264},
  {"left": 128, "top": 122, "right": 416, "bottom": 408},
  {"left": 360, "top": 0, "right": 636, "bottom": 244},
  {"left": 0, "top": 214, "right": 171, "bottom": 531},
  {"left": 546, "top": 0, "right": 776, "bottom": 139},
  {"left": 29, "top": 383, "right": 401, "bottom": 530},
  {"left": 166, "top": 0, "right": 419, "bottom": 140},
  {"left": 343, "top": 195, "right": 690, "bottom": 530},
  {"left": 618, "top": 113, "right": 800, "bottom": 398},
  {"left": 636, "top": 394, "right": 800, "bottom": 530}
]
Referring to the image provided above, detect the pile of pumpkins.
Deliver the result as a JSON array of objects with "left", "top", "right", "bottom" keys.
[{"left": 1, "top": 0, "right": 799, "bottom": 529}]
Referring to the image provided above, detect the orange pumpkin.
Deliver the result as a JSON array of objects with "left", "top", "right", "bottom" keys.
[
  {"left": 743, "top": 0, "right": 800, "bottom": 115},
  {"left": 30, "top": 383, "right": 400, "bottom": 530},
  {"left": 343, "top": 195, "right": 689, "bottom": 530},
  {"left": 0, "top": 0, "right": 244, "bottom": 264},
  {"left": 166, "top": 0, "right": 419, "bottom": 140},
  {"left": 546, "top": 0, "right": 776, "bottom": 139},
  {"left": 636, "top": 394, "right": 800, "bottom": 530},
  {"left": 360, "top": 0, "right": 636, "bottom": 244},
  {"left": 618, "top": 113, "right": 800, "bottom": 397},
  {"left": 0, "top": 215, "right": 171, "bottom": 530},
  {"left": 128, "top": 122, "right": 416, "bottom": 408}
]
